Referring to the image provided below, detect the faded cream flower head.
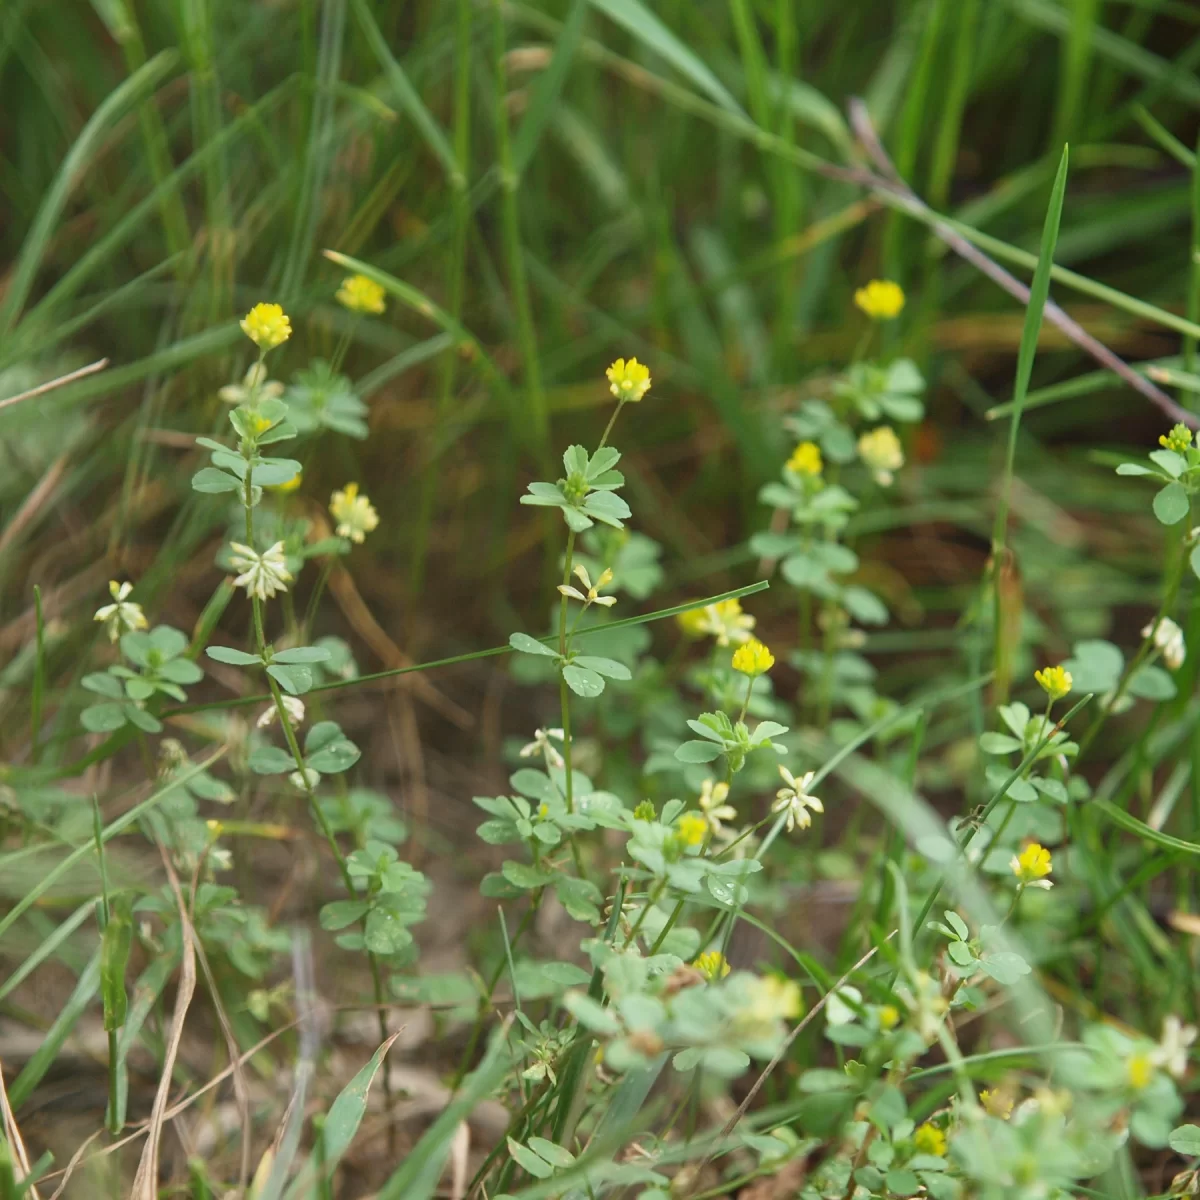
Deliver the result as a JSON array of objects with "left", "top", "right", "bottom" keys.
[
  {"left": 230, "top": 541, "right": 292, "bottom": 601},
  {"left": 558, "top": 564, "right": 617, "bottom": 608},
  {"left": 606, "top": 357, "right": 651, "bottom": 404},
  {"left": 256, "top": 695, "right": 306, "bottom": 729},
  {"left": 1143, "top": 616, "right": 1186, "bottom": 671},
  {"left": 854, "top": 279, "right": 905, "bottom": 320},
  {"left": 858, "top": 426, "right": 904, "bottom": 486},
  {"left": 1152, "top": 1015, "right": 1197, "bottom": 1080},
  {"left": 330, "top": 483, "right": 379, "bottom": 544},
  {"left": 240, "top": 302, "right": 291, "bottom": 351},
  {"left": 336, "top": 274, "right": 386, "bottom": 315},
  {"left": 732, "top": 638, "right": 775, "bottom": 677},
  {"left": 219, "top": 362, "right": 284, "bottom": 406},
  {"left": 1010, "top": 842, "right": 1053, "bottom": 889},
  {"left": 94, "top": 580, "right": 149, "bottom": 643},
  {"left": 519, "top": 727, "right": 565, "bottom": 769},
  {"left": 697, "top": 778, "right": 737, "bottom": 835},
  {"left": 773, "top": 765, "right": 823, "bottom": 833}
]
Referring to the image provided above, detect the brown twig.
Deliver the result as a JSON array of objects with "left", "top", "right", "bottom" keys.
[{"left": 0, "top": 358, "right": 109, "bottom": 411}]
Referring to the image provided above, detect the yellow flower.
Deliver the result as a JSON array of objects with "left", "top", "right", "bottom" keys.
[
  {"left": 336, "top": 274, "right": 386, "bottom": 315},
  {"left": 757, "top": 975, "right": 801, "bottom": 1021},
  {"left": 329, "top": 483, "right": 379, "bottom": 544},
  {"left": 1127, "top": 1052, "right": 1154, "bottom": 1090},
  {"left": 857, "top": 426, "right": 904, "bottom": 485},
  {"left": 693, "top": 950, "right": 731, "bottom": 981},
  {"left": 878, "top": 1004, "right": 900, "bottom": 1030},
  {"left": 1010, "top": 842, "right": 1053, "bottom": 889},
  {"left": 732, "top": 638, "right": 775, "bottom": 677},
  {"left": 787, "top": 440, "right": 823, "bottom": 477},
  {"left": 1160, "top": 423, "right": 1193, "bottom": 454},
  {"left": 675, "top": 812, "right": 708, "bottom": 848},
  {"left": 606, "top": 357, "right": 651, "bottom": 404},
  {"left": 854, "top": 279, "right": 906, "bottom": 321},
  {"left": 1034, "top": 664, "right": 1072, "bottom": 702},
  {"left": 676, "top": 598, "right": 755, "bottom": 646},
  {"left": 980, "top": 1088, "right": 1014, "bottom": 1119},
  {"left": 240, "top": 302, "right": 291, "bottom": 350},
  {"left": 913, "top": 1123, "right": 946, "bottom": 1157}
]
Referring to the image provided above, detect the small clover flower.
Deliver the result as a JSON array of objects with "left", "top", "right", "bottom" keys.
[
  {"left": 1160, "top": 423, "right": 1193, "bottom": 453},
  {"left": 1034, "top": 664, "right": 1072, "bottom": 702},
  {"left": 854, "top": 279, "right": 906, "bottom": 320},
  {"left": 606, "top": 357, "right": 651, "bottom": 403},
  {"left": 773, "top": 765, "right": 823, "bottom": 833},
  {"left": 219, "top": 362, "right": 284, "bottom": 406},
  {"left": 558, "top": 564, "right": 617, "bottom": 607},
  {"left": 289, "top": 766, "right": 320, "bottom": 792},
  {"left": 857, "top": 425, "right": 904, "bottom": 485},
  {"left": 675, "top": 812, "right": 708, "bottom": 848},
  {"left": 230, "top": 541, "right": 292, "bottom": 601},
  {"left": 877, "top": 1004, "right": 900, "bottom": 1030},
  {"left": 979, "top": 1088, "right": 1015, "bottom": 1119},
  {"left": 741, "top": 975, "right": 802, "bottom": 1029},
  {"left": 697, "top": 778, "right": 737, "bottom": 835},
  {"left": 1010, "top": 841, "right": 1053, "bottom": 889},
  {"left": 1143, "top": 616, "right": 1186, "bottom": 671},
  {"left": 1152, "top": 1014, "right": 1197, "bottom": 1079},
  {"left": 676, "top": 597, "right": 755, "bottom": 646},
  {"left": 519, "top": 727, "right": 565, "bottom": 769},
  {"left": 94, "top": 580, "right": 149, "bottom": 642},
  {"left": 336, "top": 274, "right": 386, "bottom": 315},
  {"left": 1127, "top": 1051, "right": 1154, "bottom": 1091},
  {"left": 330, "top": 483, "right": 379, "bottom": 544},
  {"left": 256, "top": 696, "right": 306, "bottom": 729},
  {"left": 693, "top": 950, "right": 731, "bottom": 981},
  {"left": 913, "top": 1123, "right": 946, "bottom": 1157},
  {"left": 732, "top": 637, "right": 775, "bottom": 677},
  {"left": 240, "top": 302, "right": 292, "bottom": 351},
  {"left": 787, "top": 440, "right": 823, "bottom": 477}
]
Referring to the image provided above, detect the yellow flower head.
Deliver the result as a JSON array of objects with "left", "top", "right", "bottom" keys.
[
  {"left": 675, "top": 812, "right": 708, "bottom": 848},
  {"left": 606, "top": 357, "right": 651, "bottom": 404},
  {"left": 732, "top": 638, "right": 775, "bottom": 678},
  {"left": 240, "top": 302, "right": 291, "bottom": 351},
  {"left": 857, "top": 426, "right": 904, "bottom": 485},
  {"left": 1034, "top": 664, "right": 1072, "bottom": 702},
  {"left": 878, "top": 1004, "right": 900, "bottom": 1030},
  {"left": 913, "top": 1123, "right": 947, "bottom": 1157},
  {"left": 677, "top": 607, "right": 709, "bottom": 638},
  {"left": 980, "top": 1088, "right": 1014, "bottom": 1119},
  {"left": 1011, "top": 842, "right": 1053, "bottom": 887},
  {"left": 755, "top": 975, "right": 802, "bottom": 1021},
  {"left": 1127, "top": 1052, "right": 1154, "bottom": 1091},
  {"left": 693, "top": 950, "right": 731, "bottom": 981},
  {"left": 1160, "top": 423, "right": 1193, "bottom": 454},
  {"left": 336, "top": 274, "right": 386, "bottom": 315},
  {"left": 854, "top": 279, "right": 906, "bottom": 321},
  {"left": 329, "top": 482, "right": 380, "bottom": 544},
  {"left": 787, "top": 440, "right": 823, "bottom": 477}
]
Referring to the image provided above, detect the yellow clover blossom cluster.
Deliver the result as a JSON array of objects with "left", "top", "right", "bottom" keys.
[
  {"left": 732, "top": 638, "right": 775, "bottom": 677},
  {"left": 676, "top": 597, "right": 756, "bottom": 646},
  {"left": 979, "top": 1088, "right": 1015, "bottom": 1119},
  {"left": 240, "top": 302, "right": 291, "bottom": 351},
  {"left": 913, "top": 1123, "right": 947, "bottom": 1157},
  {"left": 675, "top": 812, "right": 708, "bottom": 848},
  {"left": 336, "top": 274, "right": 386, "bottom": 315},
  {"left": 1160, "top": 423, "right": 1193, "bottom": 454},
  {"left": 330, "top": 483, "right": 379, "bottom": 544},
  {"left": 1034, "top": 664, "right": 1072, "bottom": 702},
  {"left": 1010, "top": 842, "right": 1053, "bottom": 889},
  {"left": 605, "top": 357, "right": 651, "bottom": 404},
  {"left": 854, "top": 279, "right": 906, "bottom": 321},
  {"left": 787, "top": 440, "right": 823, "bottom": 477},
  {"left": 693, "top": 950, "right": 731, "bottom": 981}
]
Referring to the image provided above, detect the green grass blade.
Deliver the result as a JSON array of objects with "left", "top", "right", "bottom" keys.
[
  {"left": 992, "top": 145, "right": 1070, "bottom": 549},
  {"left": 8, "top": 946, "right": 102, "bottom": 1109},
  {"left": 351, "top": 0, "right": 462, "bottom": 186},
  {"left": 0, "top": 899, "right": 94, "bottom": 1004},
  {"left": 0, "top": 49, "right": 178, "bottom": 338},
  {"left": 588, "top": 0, "right": 745, "bottom": 115}
]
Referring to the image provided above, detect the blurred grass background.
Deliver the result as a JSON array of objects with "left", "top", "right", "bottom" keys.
[{"left": 1, "top": 0, "right": 1199, "bottom": 748}]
